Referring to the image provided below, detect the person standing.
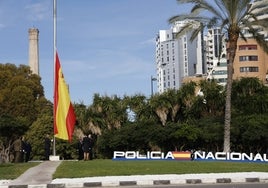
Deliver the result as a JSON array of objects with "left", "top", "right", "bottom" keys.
[
  {"left": 21, "top": 136, "right": 27, "bottom": 162},
  {"left": 44, "top": 134, "right": 51, "bottom": 160},
  {"left": 77, "top": 137, "right": 84, "bottom": 160},
  {"left": 13, "top": 136, "right": 23, "bottom": 163},
  {"left": 88, "top": 134, "right": 94, "bottom": 160},
  {"left": 24, "top": 140, "right": 32, "bottom": 162},
  {"left": 82, "top": 134, "right": 92, "bottom": 161}
]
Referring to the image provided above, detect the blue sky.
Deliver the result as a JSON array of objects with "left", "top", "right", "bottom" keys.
[{"left": 0, "top": 0, "right": 188, "bottom": 105}]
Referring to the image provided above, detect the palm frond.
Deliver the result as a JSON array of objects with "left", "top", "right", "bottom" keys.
[
  {"left": 168, "top": 14, "right": 192, "bottom": 24},
  {"left": 189, "top": 24, "right": 203, "bottom": 42},
  {"left": 248, "top": 28, "right": 268, "bottom": 53},
  {"left": 251, "top": 18, "right": 268, "bottom": 29},
  {"left": 236, "top": 0, "right": 252, "bottom": 23},
  {"left": 206, "top": 17, "right": 220, "bottom": 28},
  {"left": 173, "top": 22, "right": 197, "bottom": 39},
  {"left": 238, "top": 30, "right": 248, "bottom": 42}
]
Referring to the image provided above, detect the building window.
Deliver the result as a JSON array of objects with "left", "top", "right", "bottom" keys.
[
  {"left": 239, "top": 55, "right": 258, "bottom": 61},
  {"left": 212, "top": 70, "right": 227, "bottom": 75},
  {"left": 239, "top": 45, "right": 257, "bottom": 50},
  {"left": 240, "top": 66, "right": 259, "bottom": 72}
]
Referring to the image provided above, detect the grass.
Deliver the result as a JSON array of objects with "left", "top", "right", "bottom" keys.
[
  {"left": 0, "top": 162, "right": 40, "bottom": 180},
  {"left": 53, "top": 159, "right": 268, "bottom": 179},
  {"left": 1, "top": 160, "right": 267, "bottom": 180}
]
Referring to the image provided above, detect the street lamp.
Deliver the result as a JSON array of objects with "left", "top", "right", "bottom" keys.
[{"left": 151, "top": 76, "right": 157, "bottom": 96}]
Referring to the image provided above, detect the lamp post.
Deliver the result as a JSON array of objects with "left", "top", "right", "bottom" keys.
[{"left": 151, "top": 76, "right": 157, "bottom": 96}]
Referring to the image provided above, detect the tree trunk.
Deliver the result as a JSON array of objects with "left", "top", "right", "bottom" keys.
[
  {"left": 223, "top": 28, "right": 239, "bottom": 152},
  {"left": 223, "top": 57, "right": 232, "bottom": 152}
]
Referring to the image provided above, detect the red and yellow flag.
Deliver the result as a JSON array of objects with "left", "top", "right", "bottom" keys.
[{"left": 54, "top": 51, "right": 76, "bottom": 141}]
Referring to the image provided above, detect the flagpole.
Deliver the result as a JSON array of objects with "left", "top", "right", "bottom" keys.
[{"left": 53, "top": 0, "right": 57, "bottom": 156}]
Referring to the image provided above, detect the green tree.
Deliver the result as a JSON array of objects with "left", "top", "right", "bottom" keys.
[
  {"left": 0, "top": 63, "right": 44, "bottom": 162},
  {"left": 0, "top": 115, "right": 28, "bottom": 162},
  {"left": 123, "top": 95, "right": 156, "bottom": 123},
  {"left": 170, "top": 122, "right": 200, "bottom": 151},
  {"left": 74, "top": 103, "right": 97, "bottom": 135},
  {"left": 25, "top": 98, "right": 53, "bottom": 160},
  {"left": 91, "top": 94, "right": 128, "bottom": 131},
  {"left": 179, "top": 81, "right": 198, "bottom": 120},
  {"left": 232, "top": 77, "right": 268, "bottom": 114},
  {"left": 196, "top": 117, "right": 224, "bottom": 152},
  {"left": 199, "top": 79, "right": 225, "bottom": 117},
  {"left": 232, "top": 114, "right": 268, "bottom": 153},
  {"left": 0, "top": 64, "right": 44, "bottom": 124},
  {"left": 149, "top": 93, "right": 172, "bottom": 126},
  {"left": 169, "top": 0, "right": 268, "bottom": 152}
]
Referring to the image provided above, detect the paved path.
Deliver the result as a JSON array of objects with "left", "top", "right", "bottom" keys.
[
  {"left": 0, "top": 161, "right": 268, "bottom": 188},
  {"left": 3, "top": 161, "right": 62, "bottom": 186}
]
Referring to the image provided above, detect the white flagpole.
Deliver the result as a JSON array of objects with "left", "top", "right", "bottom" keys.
[{"left": 53, "top": 0, "right": 57, "bottom": 156}]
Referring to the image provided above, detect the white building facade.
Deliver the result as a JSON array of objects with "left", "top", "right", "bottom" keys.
[
  {"left": 205, "top": 28, "right": 227, "bottom": 86},
  {"left": 155, "top": 20, "right": 204, "bottom": 93}
]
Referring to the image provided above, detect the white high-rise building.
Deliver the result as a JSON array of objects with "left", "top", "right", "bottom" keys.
[
  {"left": 155, "top": 20, "right": 204, "bottom": 93},
  {"left": 205, "top": 28, "right": 227, "bottom": 85}
]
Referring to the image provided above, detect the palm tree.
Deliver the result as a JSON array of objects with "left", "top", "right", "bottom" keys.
[
  {"left": 199, "top": 79, "right": 225, "bottom": 117},
  {"left": 149, "top": 93, "right": 171, "bottom": 126},
  {"left": 169, "top": 0, "right": 268, "bottom": 152}
]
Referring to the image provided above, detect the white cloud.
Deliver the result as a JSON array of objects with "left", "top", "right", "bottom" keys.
[
  {"left": 24, "top": 2, "right": 51, "bottom": 21},
  {"left": 140, "top": 38, "right": 156, "bottom": 45}
]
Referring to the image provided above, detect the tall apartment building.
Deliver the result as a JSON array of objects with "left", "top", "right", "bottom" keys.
[
  {"left": 155, "top": 0, "right": 268, "bottom": 93},
  {"left": 155, "top": 20, "right": 204, "bottom": 93},
  {"left": 205, "top": 28, "right": 227, "bottom": 86},
  {"left": 233, "top": 0, "right": 268, "bottom": 83},
  {"left": 233, "top": 38, "right": 268, "bottom": 83}
]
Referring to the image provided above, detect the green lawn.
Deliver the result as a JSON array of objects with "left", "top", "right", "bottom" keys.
[
  {"left": 1, "top": 160, "right": 267, "bottom": 180},
  {"left": 0, "top": 162, "right": 40, "bottom": 180},
  {"left": 53, "top": 160, "right": 268, "bottom": 178}
]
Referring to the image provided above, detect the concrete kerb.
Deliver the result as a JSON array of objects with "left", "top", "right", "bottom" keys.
[
  {"left": 1, "top": 161, "right": 268, "bottom": 188},
  {"left": 0, "top": 177, "right": 265, "bottom": 188},
  {"left": 46, "top": 174, "right": 268, "bottom": 187},
  {"left": 0, "top": 176, "right": 267, "bottom": 188}
]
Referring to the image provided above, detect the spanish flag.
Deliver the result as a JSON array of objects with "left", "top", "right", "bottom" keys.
[{"left": 54, "top": 51, "right": 76, "bottom": 141}]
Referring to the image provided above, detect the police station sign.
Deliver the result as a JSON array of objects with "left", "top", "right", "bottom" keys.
[{"left": 113, "top": 151, "right": 268, "bottom": 162}]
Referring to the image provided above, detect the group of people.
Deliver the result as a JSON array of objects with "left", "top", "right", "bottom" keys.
[
  {"left": 77, "top": 134, "right": 94, "bottom": 161},
  {"left": 11, "top": 134, "right": 94, "bottom": 162},
  {"left": 12, "top": 136, "right": 32, "bottom": 163}
]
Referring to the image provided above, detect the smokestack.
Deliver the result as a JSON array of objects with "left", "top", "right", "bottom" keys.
[{"left": 28, "top": 28, "right": 39, "bottom": 75}]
